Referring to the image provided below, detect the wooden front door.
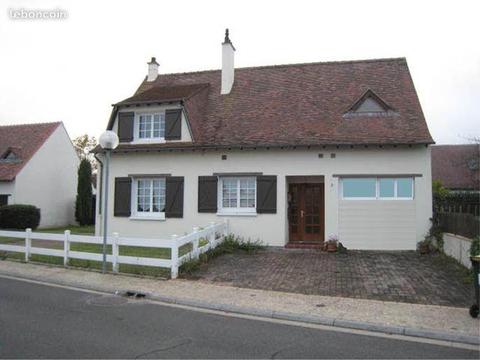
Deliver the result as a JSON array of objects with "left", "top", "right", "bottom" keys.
[{"left": 288, "top": 183, "right": 325, "bottom": 242}]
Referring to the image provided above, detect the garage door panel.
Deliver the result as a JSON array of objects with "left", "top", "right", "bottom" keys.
[{"left": 339, "top": 200, "right": 416, "bottom": 250}]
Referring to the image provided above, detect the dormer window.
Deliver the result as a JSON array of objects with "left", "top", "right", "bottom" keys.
[
  {"left": 0, "top": 149, "right": 20, "bottom": 163},
  {"left": 344, "top": 89, "right": 396, "bottom": 117},
  {"left": 138, "top": 113, "right": 165, "bottom": 139},
  {"left": 3, "top": 151, "right": 17, "bottom": 160}
]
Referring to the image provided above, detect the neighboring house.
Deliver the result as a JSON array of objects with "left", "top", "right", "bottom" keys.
[
  {"left": 0, "top": 122, "right": 79, "bottom": 227},
  {"left": 431, "top": 144, "right": 480, "bottom": 192},
  {"left": 95, "top": 31, "right": 434, "bottom": 250}
]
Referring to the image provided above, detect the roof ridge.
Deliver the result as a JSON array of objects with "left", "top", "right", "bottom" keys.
[
  {"left": 0, "top": 121, "right": 61, "bottom": 129},
  {"left": 156, "top": 57, "right": 407, "bottom": 77}
]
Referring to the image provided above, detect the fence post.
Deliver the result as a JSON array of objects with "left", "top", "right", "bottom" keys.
[
  {"left": 171, "top": 234, "right": 179, "bottom": 279},
  {"left": 112, "top": 232, "right": 119, "bottom": 273},
  {"left": 223, "top": 218, "right": 229, "bottom": 237},
  {"left": 192, "top": 227, "right": 200, "bottom": 258},
  {"left": 25, "top": 228, "right": 32, "bottom": 262},
  {"left": 64, "top": 230, "right": 70, "bottom": 267},
  {"left": 209, "top": 221, "right": 216, "bottom": 245}
]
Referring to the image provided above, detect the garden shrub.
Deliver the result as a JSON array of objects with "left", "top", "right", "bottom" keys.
[
  {"left": 470, "top": 236, "right": 480, "bottom": 257},
  {"left": 0, "top": 204, "right": 41, "bottom": 230}
]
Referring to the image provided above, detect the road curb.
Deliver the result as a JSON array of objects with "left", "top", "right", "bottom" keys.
[
  {"left": 146, "top": 293, "right": 480, "bottom": 346},
  {"left": 1, "top": 269, "right": 479, "bottom": 346}
]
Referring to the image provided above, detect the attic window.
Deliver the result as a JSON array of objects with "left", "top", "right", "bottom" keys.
[
  {"left": 0, "top": 150, "right": 19, "bottom": 163},
  {"left": 344, "top": 90, "right": 396, "bottom": 117}
]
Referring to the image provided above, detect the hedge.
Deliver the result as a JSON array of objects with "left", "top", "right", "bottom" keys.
[{"left": 0, "top": 204, "right": 41, "bottom": 230}]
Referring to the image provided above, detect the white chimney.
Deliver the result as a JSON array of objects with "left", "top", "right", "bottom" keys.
[
  {"left": 147, "top": 57, "right": 159, "bottom": 82},
  {"left": 221, "top": 29, "right": 235, "bottom": 95}
]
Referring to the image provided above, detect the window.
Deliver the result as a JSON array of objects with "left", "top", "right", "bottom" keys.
[
  {"left": 219, "top": 177, "right": 256, "bottom": 214},
  {"left": 138, "top": 113, "right": 165, "bottom": 139},
  {"left": 342, "top": 178, "right": 376, "bottom": 198},
  {"left": 342, "top": 177, "right": 414, "bottom": 200},
  {"left": 133, "top": 178, "right": 166, "bottom": 218}
]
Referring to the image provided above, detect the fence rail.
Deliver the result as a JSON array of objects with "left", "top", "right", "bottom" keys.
[{"left": 0, "top": 220, "right": 228, "bottom": 279}]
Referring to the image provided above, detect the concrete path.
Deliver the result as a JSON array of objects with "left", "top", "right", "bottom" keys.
[{"left": 0, "top": 260, "right": 478, "bottom": 346}]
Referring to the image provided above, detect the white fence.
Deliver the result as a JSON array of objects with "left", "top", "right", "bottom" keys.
[{"left": 0, "top": 220, "right": 228, "bottom": 279}]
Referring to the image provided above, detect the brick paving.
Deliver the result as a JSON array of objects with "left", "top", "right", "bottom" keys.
[{"left": 194, "top": 249, "right": 474, "bottom": 307}]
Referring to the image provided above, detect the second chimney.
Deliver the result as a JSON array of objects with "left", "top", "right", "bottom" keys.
[
  {"left": 221, "top": 29, "right": 235, "bottom": 95},
  {"left": 147, "top": 57, "right": 159, "bottom": 82}
]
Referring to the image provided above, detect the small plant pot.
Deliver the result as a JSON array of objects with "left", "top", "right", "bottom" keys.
[
  {"left": 326, "top": 243, "right": 337, "bottom": 253},
  {"left": 419, "top": 244, "right": 430, "bottom": 254}
]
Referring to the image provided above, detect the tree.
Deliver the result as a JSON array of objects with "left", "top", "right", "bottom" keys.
[
  {"left": 75, "top": 158, "right": 93, "bottom": 225},
  {"left": 73, "top": 134, "right": 98, "bottom": 172}
]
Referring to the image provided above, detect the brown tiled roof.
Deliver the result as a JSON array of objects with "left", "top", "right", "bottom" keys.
[
  {"left": 110, "top": 57, "right": 433, "bottom": 149},
  {"left": 0, "top": 122, "right": 60, "bottom": 181},
  {"left": 115, "top": 83, "right": 209, "bottom": 106},
  {"left": 431, "top": 144, "right": 480, "bottom": 190}
]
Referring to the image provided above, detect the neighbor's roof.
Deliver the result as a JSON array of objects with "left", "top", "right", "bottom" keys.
[
  {"left": 0, "top": 122, "right": 61, "bottom": 181},
  {"left": 431, "top": 144, "right": 480, "bottom": 190},
  {"left": 110, "top": 57, "right": 434, "bottom": 150}
]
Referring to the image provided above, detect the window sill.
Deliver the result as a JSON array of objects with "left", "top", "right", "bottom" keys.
[
  {"left": 129, "top": 214, "right": 166, "bottom": 221},
  {"left": 216, "top": 211, "right": 257, "bottom": 217},
  {"left": 131, "top": 138, "right": 166, "bottom": 144}
]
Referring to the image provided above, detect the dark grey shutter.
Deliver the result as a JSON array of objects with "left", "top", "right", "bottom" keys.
[
  {"left": 256, "top": 176, "right": 277, "bottom": 214},
  {"left": 118, "top": 112, "right": 134, "bottom": 142},
  {"left": 165, "top": 109, "right": 182, "bottom": 140},
  {"left": 198, "top": 176, "right": 217, "bottom": 213},
  {"left": 114, "top": 177, "right": 131, "bottom": 217},
  {"left": 165, "top": 177, "right": 184, "bottom": 218}
]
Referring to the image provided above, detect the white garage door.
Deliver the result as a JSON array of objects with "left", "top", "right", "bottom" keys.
[{"left": 338, "top": 177, "right": 417, "bottom": 250}]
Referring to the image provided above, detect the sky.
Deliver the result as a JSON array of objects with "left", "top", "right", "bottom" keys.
[{"left": 0, "top": 0, "right": 479, "bottom": 144}]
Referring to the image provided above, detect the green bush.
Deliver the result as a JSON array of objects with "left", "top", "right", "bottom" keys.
[
  {"left": 0, "top": 204, "right": 41, "bottom": 230},
  {"left": 470, "top": 236, "right": 480, "bottom": 257}
]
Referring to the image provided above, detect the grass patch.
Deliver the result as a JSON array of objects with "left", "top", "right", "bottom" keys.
[
  {"left": 430, "top": 252, "right": 473, "bottom": 285},
  {"left": 179, "top": 235, "right": 264, "bottom": 277},
  {"left": 37, "top": 225, "right": 95, "bottom": 235}
]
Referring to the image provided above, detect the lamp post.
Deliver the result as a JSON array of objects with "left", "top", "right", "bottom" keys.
[{"left": 98, "top": 130, "right": 119, "bottom": 274}]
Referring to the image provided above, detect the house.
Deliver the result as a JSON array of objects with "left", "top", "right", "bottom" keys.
[
  {"left": 94, "top": 31, "right": 434, "bottom": 250},
  {"left": 0, "top": 122, "right": 79, "bottom": 227},
  {"left": 431, "top": 144, "right": 479, "bottom": 192}
]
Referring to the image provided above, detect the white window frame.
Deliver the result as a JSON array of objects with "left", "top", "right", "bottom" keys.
[
  {"left": 134, "top": 111, "right": 166, "bottom": 143},
  {"left": 130, "top": 177, "right": 166, "bottom": 221},
  {"left": 217, "top": 176, "right": 257, "bottom": 216},
  {"left": 341, "top": 177, "right": 414, "bottom": 201}
]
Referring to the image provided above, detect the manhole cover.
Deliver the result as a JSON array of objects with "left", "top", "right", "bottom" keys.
[{"left": 87, "top": 295, "right": 129, "bottom": 306}]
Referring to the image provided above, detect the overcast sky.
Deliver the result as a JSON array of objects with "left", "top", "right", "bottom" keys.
[{"left": 1, "top": 0, "right": 479, "bottom": 144}]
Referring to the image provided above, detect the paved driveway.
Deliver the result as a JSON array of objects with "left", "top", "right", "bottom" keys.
[{"left": 193, "top": 249, "right": 474, "bottom": 307}]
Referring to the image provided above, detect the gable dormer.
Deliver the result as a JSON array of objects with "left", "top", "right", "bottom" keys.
[
  {"left": 0, "top": 148, "right": 21, "bottom": 163},
  {"left": 107, "top": 82, "right": 210, "bottom": 145},
  {"left": 344, "top": 89, "right": 396, "bottom": 117}
]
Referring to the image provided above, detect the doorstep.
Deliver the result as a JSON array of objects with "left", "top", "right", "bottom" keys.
[{"left": 285, "top": 241, "right": 323, "bottom": 249}]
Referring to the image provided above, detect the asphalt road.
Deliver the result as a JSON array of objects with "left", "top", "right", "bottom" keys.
[{"left": 0, "top": 277, "right": 478, "bottom": 359}]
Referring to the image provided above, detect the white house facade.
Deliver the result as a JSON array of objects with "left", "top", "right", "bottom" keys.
[
  {"left": 95, "top": 31, "right": 434, "bottom": 250},
  {"left": 0, "top": 122, "right": 79, "bottom": 227}
]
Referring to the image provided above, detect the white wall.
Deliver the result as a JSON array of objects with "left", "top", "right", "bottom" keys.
[
  {"left": 443, "top": 233, "right": 473, "bottom": 269},
  {"left": 14, "top": 124, "right": 79, "bottom": 228},
  {"left": 96, "top": 145, "right": 432, "bottom": 249},
  {"left": 0, "top": 181, "right": 16, "bottom": 203}
]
